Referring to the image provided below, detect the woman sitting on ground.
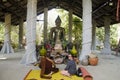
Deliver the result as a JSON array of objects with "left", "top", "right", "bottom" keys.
[{"left": 60, "top": 54, "right": 77, "bottom": 77}]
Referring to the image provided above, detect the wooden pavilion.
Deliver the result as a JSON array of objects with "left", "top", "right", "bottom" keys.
[{"left": 0, "top": 0, "right": 120, "bottom": 64}]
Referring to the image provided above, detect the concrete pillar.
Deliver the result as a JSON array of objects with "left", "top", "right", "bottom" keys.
[
  {"left": 18, "top": 18, "right": 24, "bottom": 49},
  {"left": 101, "top": 16, "right": 111, "bottom": 55},
  {"left": 68, "top": 9, "right": 73, "bottom": 42},
  {"left": 92, "top": 20, "right": 96, "bottom": 50},
  {"left": 80, "top": 0, "right": 92, "bottom": 60},
  {"left": 0, "top": 13, "right": 14, "bottom": 54},
  {"left": 21, "top": 0, "right": 37, "bottom": 64},
  {"left": 44, "top": 7, "right": 48, "bottom": 42}
]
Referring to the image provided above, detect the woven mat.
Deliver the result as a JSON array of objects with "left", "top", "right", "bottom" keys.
[{"left": 24, "top": 69, "right": 83, "bottom": 80}]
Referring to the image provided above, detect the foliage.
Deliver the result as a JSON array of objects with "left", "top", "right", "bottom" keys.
[
  {"left": 72, "top": 16, "right": 82, "bottom": 49},
  {"left": 96, "top": 25, "right": 118, "bottom": 49},
  {"left": 11, "top": 25, "right": 19, "bottom": 49},
  {"left": 0, "top": 23, "right": 4, "bottom": 42},
  {"left": 110, "top": 25, "right": 118, "bottom": 48},
  {"left": 96, "top": 27, "right": 104, "bottom": 42},
  {"left": 0, "top": 23, "right": 19, "bottom": 49}
]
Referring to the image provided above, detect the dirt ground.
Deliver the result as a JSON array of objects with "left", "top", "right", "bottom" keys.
[{"left": 0, "top": 50, "right": 120, "bottom": 80}]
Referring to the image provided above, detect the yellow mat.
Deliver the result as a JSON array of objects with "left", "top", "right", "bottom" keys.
[{"left": 24, "top": 69, "right": 83, "bottom": 80}]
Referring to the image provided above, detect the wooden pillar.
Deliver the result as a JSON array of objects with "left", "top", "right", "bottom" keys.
[
  {"left": 80, "top": 0, "right": 92, "bottom": 60},
  {"left": 21, "top": 0, "right": 37, "bottom": 64},
  {"left": 18, "top": 18, "right": 24, "bottom": 49},
  {"left": 68, "top": 9, "right": 73, "bottom": 42},
  {"left": 101, "top": 16, "right": 111, "bottom": 55},
  {"left": 0, "top": 13, "right": 14, "bottom": 54},
  {"left": 44, "top": 7, "right": 48, "bottom": 42}
]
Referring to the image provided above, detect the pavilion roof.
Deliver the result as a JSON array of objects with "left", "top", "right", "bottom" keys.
[{"left": 0, "top": 0, "right": 119, "bottom": 27}]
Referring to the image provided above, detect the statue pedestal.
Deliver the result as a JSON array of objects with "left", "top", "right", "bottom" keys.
[
  {"left": 54, "top": 43, "right": 62, "bottom": 53},
  {"left": 51, "top": 40, "right": 68, "bottom": 64},
  {"left": 53, "top": 32, "right": 63, "bottom": 53}
]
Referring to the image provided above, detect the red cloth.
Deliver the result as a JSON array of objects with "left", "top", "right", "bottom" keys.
[
  {"left": 116, "top": 0, "right": 120, "bottom": 21},
  {"left": 80, "top": 67, "right": 93, "bottom": 80}
]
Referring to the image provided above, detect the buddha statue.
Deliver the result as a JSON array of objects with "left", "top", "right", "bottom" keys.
[
  {"left": 50, "top": 16, "right": 65, "bottom": 44},
  {"left": 50, "top": 16, "right": 65, "bottom": 54}
]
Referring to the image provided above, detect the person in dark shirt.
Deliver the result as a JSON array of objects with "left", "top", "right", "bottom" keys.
[{"left": 60, "top": 54, "right": 77, "bottom": 77}]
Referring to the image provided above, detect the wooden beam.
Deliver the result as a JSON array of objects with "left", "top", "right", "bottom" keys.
[
  {"left": 42, "top": 0, "right": 48, "bottom": 7},
  {"left": 0, "top": 3, "right": 20, "bottom": 18},
  {"left": 7, "top": 0, "right": 26, "bottom": 17},
  {"left": 92, "top": 1, "right": 108, "bottom": 14}
]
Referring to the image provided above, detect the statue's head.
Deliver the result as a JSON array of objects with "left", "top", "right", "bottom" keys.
[{"left": 55, "top": 16, "right": 61, "bottom": 25}]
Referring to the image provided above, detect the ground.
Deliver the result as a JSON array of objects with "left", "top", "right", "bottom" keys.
[{"left": 0, "top": 50, "right": 120, "bottom": 80}]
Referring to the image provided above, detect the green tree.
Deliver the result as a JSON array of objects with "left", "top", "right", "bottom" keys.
[
  {"left": 0, "top": 23, "right": 4, "bottom": 42},
  {"left": 96, "top": 27, "right": 104, "bottom": 42},
  {"left": 110, "top": 25, "right": 118, "bottom": 48},
  {"left": 0, "top": 22, "right": 19, "bottom": 49},
  {"left": 96, "top": 25, "right": 118, "bottom": 49},
  {"left": 72, "top": 17, "right": 82, "bottom": 42},
  {"left": 11, "top": 25, "right": 19, "bottom": 49}
]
